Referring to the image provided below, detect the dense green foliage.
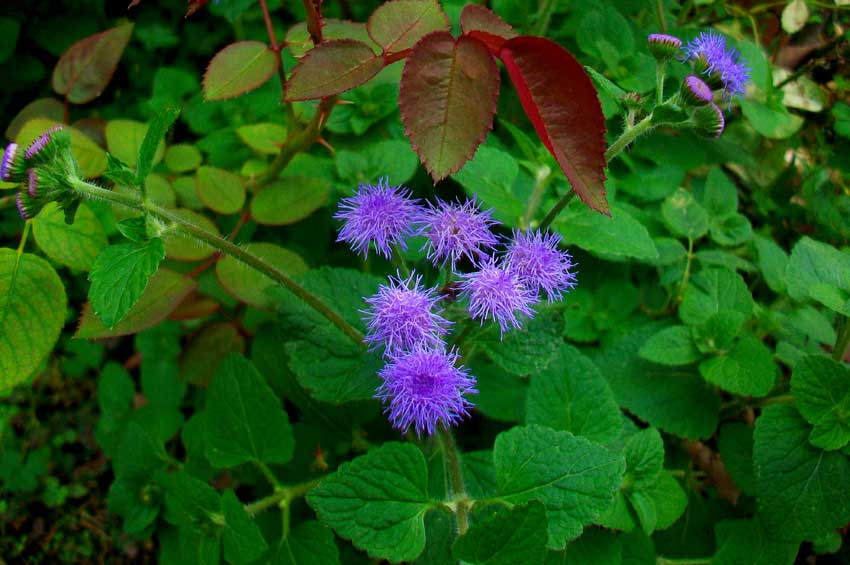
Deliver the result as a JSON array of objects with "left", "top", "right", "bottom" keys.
[{"left": 2, "top": 0, "right": 850, "bottom": 563}]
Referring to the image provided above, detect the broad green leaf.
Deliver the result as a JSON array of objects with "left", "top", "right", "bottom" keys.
[
  {"left": 754, "top": 404, "right": 850, "bottom": 541},
  {"left": 753, "top": 234, "right": 788, "bottom": 294},
  {"left": 286, "top": 39, "right": 384, "bottom": 101},
  {"left": 204, "top": 41, "right": 278, "bottom": 101},
  {"left": 740, "top": 98, "right": 804, "bottom": 139},
  {"left": 623, "top": 428, "right": 664, "bottom": 490},
  {"left": 785, "top": 236, "right": 850, "bottom": 315},
  {"left": 698, "top": 335, "right": 776, "bottom": 397},
  {"left": 76, "top": 268, "right": 197, "bottom": 339},
  {"left": 525, "top": 345, "right": 622, "bottom": 445},
  {"left": 791, "top": 355, "right": 850, "bottom": 450},
  {"left": 307, "top": 442, "right": 432, "bottom": 562},
  {"left": 713, "top": 518, "right": 798, "bottom": 565},
  {"left": 161, "top": 470, "right": 221, "bottom": 529},
  {"left": 452, "top": 145, "right": 525, "bottom": 225},
  {"left": 367, "top": 0, "right": 449, "bottom": 53},
  {"left": 285, "top": 19, "right": 376, "bottom": 58},
  {"left": 222, "top": 490, "right": 268, "bottom": 564},
  {"left": 137, "top": 321, "right": 185, "bottom": 409},
  {"left": 478, "top": 308, "right": 564, "bottom": 376},
  {"left": 32, "top": 202, "right": 106, "bottom": 271},
  {"left": 661, "top": 188, "right": 709, "bottom": 239},
  {"left": 702, "top": 168, "right": 738, "bottom": 218},
  {"left": 95, "top": 362, "right": 135, "bottom": 455},
  {"left": 195, "top": 165, "right": 246, "bottom": 214},
  {"left": 204, "top": 354, "right": 294, "bottom": 468},
  {"left": 472, "top": 358, "right": 527, "bottom": 422},
  {"left": 106, "top": 119, "right": 165, "bottom": 169},
  {"left": 251, "top": 177, "right": 329, "bottom": 225},
  {"left": 162, "top": 209, "right": 219, "bottom": 261},
  {"left": 216, "top": 242, "right": 308, "bottom": 308},
  {"left": 639, "top": 325, "right": 701, "bottom": 366},
  {"left": 710, "top": 213, "right": 752, "bottom": 247},
  {"left": 558, "top": 528, "right": 622, "bottom": 564},
  {"left": 399, "top": 32, "right": 499, "bottom": 181},
  {"left": 52, "top": 23, "right": 134, "bottom": 104},
  {"left": 554, "top": 201, "right": 658, "bottom": 262},
  {"left": 17, "top": 118, "right": 106, "bottom": 177},
  {"left": 717, "top": 422, "right": 755, "bottom": 495},
  {"left": 0, "top": 249, "right": 66, "bottom": 395},
  {"left": 452, "top": 502, "right": 548, "bottom": 565},
  {"left": 165, "top": 144, "right": 203, "bottom": 173},
  {"left": 647, "top": 471, "right": 687, "bottom": 531},
  {"left": 679, "top": 268, "right": 754, "bottom": 326},
  {"left": 88, "top": 238, "right": 165, "bottom": 329},
  {"left": 0, "top": 18, "right": 21, "bottom": 63},
  {"left": 499, "top": 37, "right": 608, "bottom": 213},
  {"left": 493, "top": 425, "right": 626, "bottom": 549},
  {"left": 137, "top": 106, "right": 180, "bottom": 183},
  {"left": 236, "top": 123, "right": 287, "bottom": 155},
  {"left": 180, "top": 323, "right": 246, "bottom": 386},
  {"left": 271, "top": 521, "right": 340, "bottom": 565},
  {"left": 335, "top": 140, "right": 419, "bottom": 186}
]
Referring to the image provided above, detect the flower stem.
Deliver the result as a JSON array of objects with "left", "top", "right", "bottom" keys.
[
  {"left": 70, "top": 178, "right": 365, "bottom": 346},
  {"left": 833, "top": 315, "right": 850, "bottom": 362},
  {"left": 656, "top": 62, "right": 666, "bottom": 106},
  {"left": 244, "top": 478, "right": 321, "bottom": 515},
  {"left": 439, "top": 427, "right": 469, "bottom": 535},
  {"left": 656, "top": 558, "right": 711, "bottom": 565}
]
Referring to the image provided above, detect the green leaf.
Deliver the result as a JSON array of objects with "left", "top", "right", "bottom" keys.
[
  {"left": 710, "top": 213, "right": 752, "bottom": 247},
  {"left": 468, "top": 357, "right": 527, "bottom": 423},
  {"left": 137, "top": 321, "right": 186, "bottom": 408},
  {"left": 702, "top": 168, "right": 738, "bottom": 218},
  {"left": 753, "top": 234, "right": 789, "bottom": 294},
  {"left": 786, "top": 236, "right": 850, "bottom": 315},
  {"left": 0, "top": 249, "right": 66, "bottom": 394},
  {"left": 222, "top": 490, "right": 268, "bottom": 564},
  {"left": 717, "top": 422, "right": 755, "bottom": 495},
  {"left": 95, "top": 362, "right": 135, "bottom": 455},
  {"left": 105, "top": 153, "right": 138, "bottom": 185},
  {"left": 106, "top": 119, "right": 164, "bottom": 169},
  {"left": 698, "top": 335, "right": 776, "bottom": 397},
  {"left": 137, "top": 106, "right": 180, "bottom": 184},
  {"left": 216, "top": 243, "right": 307, "bottom": 309},
  {"left": 713, "top": 518, "right": 798, "bottom": 565},
  {"left": 161, "top": 470, "right": 221, "bottom": 529},
  {"left": 452, "top": 502, "right": 548, "bottom": 565},
  {"left": 204, "top": 354, "right": 294, "bottom": 468},
  {"left": 285, "top": 19, "right": 375, "bottom": 58},
  {"left": 661, "top": 188, "right": 710, "bottom": 239},
  {"left": 741, "top": 98, "right": 804, "bottom": 139},
  {"left": 250, "top": 177, "right": 329, "bottom": 225},
  {"left": 525, "top": 345, "right": 622, "bottom": 445},
  {"left": 558, "top": 528, "right": 622, "bottom": 564},
  {"left": 307, "top": 442, "right": 432, "bottom": 562},
  {"left": 367, "top": 0, "right": 449, "bottom": 53},
  {"left": 639, "top": 325, "right": 701, "bottom": 366},
  {"left": 165, "top": 144, "right": 203, "bottom": 173},
  {"left": 478, "top": 308, "right": 564, "bottom": 376},
  {"left": 195, "top": 165, "right": 246, "bottom": 215},
  {"left": 554, "top": 201, "right": 658, "bottom": 262},
  {"left": 791, "top": 355, "right": 850, "bottom": 450},
  {"left": 647, "top": 471, "right": 687, "bottom": 531},
  {"left": 286, "top": 39, "right": 384, "bottom": 101},
  {"left": 336, "top": 140, "right": 419, "bottom": 187},
  {"left": 88, "top": 237, "right": 166, "bottom": 329},
  {"left": 204, "top": 41, "right": 278, "bottom": 101},
  {"left": 51, "top": 23, "right": 134, "bottom": 104},
  {"left": 76, "top": 268, "right": 197, "bottom": 339},
  {"left": 452, "top": 145, "right": 525, "bottom": 225},
  {"left": 32, "top": 202, "right": 106, "bottom": 271},
  {"left": 108, "top": 423, "right": 168, "bottom": 533},
  {"left": 493, "top": 425, "right": 626, "bottom": 549},
  {"left": 679, "top": 268, "right": 754, "bottom": 326},
  {"left": 271, "top": 521, "right": 340, "bottom": 565},
  {"left": 162, "top": 209, "right": 219, "bottom": 261},
  {"left": 236, "top": 123, "right": 287, "bottom": 155},
  {"left": 400, "top": 31, "right": 499, "bottom": 181},
  {"left": 623, "top": 428, "right": 664, "bottom": 490},
  {"left": 116, "top": 217, "right": 148, "bottom": 243},
  {"left": 754, "top": 404, "right": 850, "bottom": 541},
  {"left": 181, "top": 324, "right": 246, "bottom": 386}
]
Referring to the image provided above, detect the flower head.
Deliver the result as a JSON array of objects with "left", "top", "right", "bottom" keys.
[
  {"left": 25, "top": 126, "right": 64, "bottom": 160},
  {"left": 422, "top": 197, "right": 499, "bottom": 269},
  {"left": 460, "top": 258, "right": 537, "bottom": 335},
  {"left": 27, "top": 169, "right": 39, "bottom": 198},
  {"left": 1, "top": 143, "right": 19, "bottom": 182},
  {"left": 685, "top": 31, "right": 750, "bottom": 103},
  {"left": 363, "top": 271, "right": 451, "bottom": 355},
  {"left": 694, "top": 102, "right": 725, "bottom": 137},
  {"left": 376, "top": 347, "right": 477, "bottom": 436},
  {"left": 503, "top": 229, "right": 577, "bottom": 301},
  {"left": 334, "top": 178, "right": 423, "bottom": 259},
  {"left": 647, "top": 33, "right": 682, "bottom": 61},
  {"left": 681, "top": 75, "right": 713, "bottom": 106}
]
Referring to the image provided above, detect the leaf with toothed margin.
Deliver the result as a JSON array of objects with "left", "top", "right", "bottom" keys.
[
  {"left": 203, "top": 41, "right": 278, "bottom": 101},
  {"left": 52, "top": 23, "right": 134, "bottom": 104},
  {"left": 285, "top": 39, "right": 385, "bottom": 101},
  {"left": 460, "top": 4, "right": 517, "bottom": 52},
  {"left": 367, "top": 0, "right": 449, "bottom": 54},
  {"left": 498, "top": 36, "right": 608, "bottom": 214},
  {"left": 400, "top": 31, "right": 499, "bottom": 181}
]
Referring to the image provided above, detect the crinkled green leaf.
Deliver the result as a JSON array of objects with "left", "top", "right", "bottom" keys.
[
  {"left": 452, "top": 501, "right": 548, "bottom": 565},
  {"left": 786, "top": 236, "right": 850, "bottom": 315},
  {"left": 791, "top": 355, "right": 850, "bottom": 450},
  {"left": 639, "top": 325, "right": 701, "bottom": 366},
  {"left": 698, "top": 335, "right": 776, "bottom": 397}
]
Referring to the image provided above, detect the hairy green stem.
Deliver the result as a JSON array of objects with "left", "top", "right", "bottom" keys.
[
  {"left": 656, "top": 558, "right": 711, "bottom": 565},
  {"left": 656, "top": 63, "right": 666, "bottom": 106},
  {"left": 439, "top": 427, "right": 469, "bottom": 534},
  {"left": 70, "top": 178, "right": 365, "bottom": 346},
  {"left": 244, "top": 478, "right": 320, "bottom": 515},
  {"left": 833, "top": 315, "right": 850, "bottom": 362},
  {"left": 256, "top": 461, "right": 282, "bottom": 489}
]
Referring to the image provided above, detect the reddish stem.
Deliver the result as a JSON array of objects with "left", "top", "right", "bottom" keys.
[{"left": 383, "top": 49, "right": 411, "bottom": 65}]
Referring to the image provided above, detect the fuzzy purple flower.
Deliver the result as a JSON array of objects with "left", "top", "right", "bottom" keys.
[
  {"left": 422, "top": 197, "right": 499, "bottom": 269},
  {"left": 1, "top": 143, "right": 19, "bottom": 182},
  {"left": 503, "top": 229, "right": 577, "bottom": 301},
  {"left": 685, "top": 31, "right": 750, "bottom": 103},
  {"left": 334, "top": 178, "right": 423, "bottom": 259},
  {"left": 460, "top": 258, "right": 537, "bottom": 335},
  {"left": 363, "top": 271, "right": 451, "bottom": 355},
  {"left": 25, "top": 126, "right": 64, "bottom": 160},
  {"left": 682, "top": 75, "right": 714, "bottom": 106},
  {"left": 376, "top": 347, "right": 477, "bottom": 436}
]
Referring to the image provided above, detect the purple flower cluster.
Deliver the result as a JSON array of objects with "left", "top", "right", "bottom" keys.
[
  {"left": 2, "top": 126, "right": 69, "bottom": 220},
  {"left": 684, "top": 31, "right": 751, "bottom": 103},
  {"left": 336, "top": 180, "right": 578, "bottom": 435}
]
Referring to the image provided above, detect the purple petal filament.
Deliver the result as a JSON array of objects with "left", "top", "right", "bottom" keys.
[
  {"left": 460, "top": 258, "right": 537, "bottom": 335},
  {"left": 422, "top": 197, "right": 499, "bottom": 269},
  {"left": 503, "top": 229, "right": 577, "bottom": 301}
]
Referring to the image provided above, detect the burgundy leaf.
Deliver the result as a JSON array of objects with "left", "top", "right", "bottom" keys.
[
  {"left": 460, "top": 4, "right": 516, "bottom": 53},
  {"left": 499, "top": 36, "right": 609, "bottom": 214},
  {"left": 400, "top": 32, "right": 499, "bottom": 181},
  {"left": 285, "top": 39, "right": 384, "bottom": 101}
]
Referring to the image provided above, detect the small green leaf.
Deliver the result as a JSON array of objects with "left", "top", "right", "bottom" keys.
[
  {"left": 0, "top": 250, "right": 66, "bottom": 394},
  {"left": 698, "top": 335, "right": 776, "bottom": 397},
  {"left": 33, "top": 202, "right": 107, "bottom": 271},
  {"left": 162, "top": 209, "right": 219, "bottom": 261},
  {"left": 679, "top": 268, "right": 754, "bottom": 326},
  {"left": 702, "top": 168, "right": 738, "bottom": 218},
  {"left": 753, "top": 234, "right": 789, "bottom": 294},
  {"left": 639, "top": 325, "right": 701, "bottom": 366},
  {"left": 286, "top": 39, "right": 384, "bottom": 101},
  {"left": 161, "top": 470, "right": 221, "bottom": 529},
  {"left": 554, "top": 201, "right": 658, "bottom": 262},
  {"left": 714, "top": 517, "right": 799, "bottom": 565},
  {"left": 236, "top": 123, "right": 287, "bottom": 155},
  {"left": 137, "top": 106, "right": 180, "bottom": 184},
  {"left": 196, "top": 165, "right": 246, "bottom": 215},
  {"left": 786, "top": 236, "right": 850, "bottom": 315},
  {"left": 250, "top": 177, "right": 329, "bottom": 225},
  {"left": 477, "top": 308, "right": 564, "bottom": 376},
  {"left": 452, "top": 145, "right": 525, "bottom": 225},
  {"left": 88, "top": 237, "right": 166, "bottom": 329},
  {"left": 493, "top": 425, "right": 625, "bottom": 549},
  {"left": 271, "top": 521, "right": 340, "bottom": 565},
  {"left": 116, "top": 217, "right": 148, "bottom": 242},
  {"left": 222, "top": 490, "right": 268, "bottom": 564},
  {"left": 791, "top": 355, "right": 850, "bottom": 450},
  {"left": 215, "top": 242, "right": 308, "bottom": 308},
  {"left": 165, "top": 144, "right": 203, "bottom": 173},
  {"left": 204, "top": 41, "right": 278, "bottom": 101},
  {"left": 105, "top": 153, "right": 137, "bottom": 185},
  {"left": 710, "top": 213, "right": 752, "bottom": 247},
  {"left": 452, "top": 502, "right": 548, "bottom": 565},
  {"left": 286, "top": 19, "right": 375, "bottom": 58},
  {"left": 662, "top": 188, "right": 710, "bottom": 239},
  {"left": 106, "top": 119, "right": 164, "bottom": 169},
  {"left": 204, "top": 354, "right": 294, "bottom": 468},
  {"left": 307, "top": 442, "right": 433, "bottom": 563}
]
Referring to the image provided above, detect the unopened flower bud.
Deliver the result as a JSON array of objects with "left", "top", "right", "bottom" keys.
[
  {"left": 648, "top": 33, "right": 683, "bottom": 61},
  {"left": 25, "top": 126, "right": 64, "bottom": 161},
  {"left": 694, "top": 103, "right": 725, "bottom": 137},
  {"left": 681, "top": 75, "right": 714, "bottom": 106},
  {"left": 1, "top": 143, "right": 22, "bottom": 182},
  {"left": 27, "top": 169, "right": 39, "bottom": 198}
]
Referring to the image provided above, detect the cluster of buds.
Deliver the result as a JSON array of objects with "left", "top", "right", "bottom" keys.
[{"left": 1, "top": 126, "right": 81, "bottom": 223}]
